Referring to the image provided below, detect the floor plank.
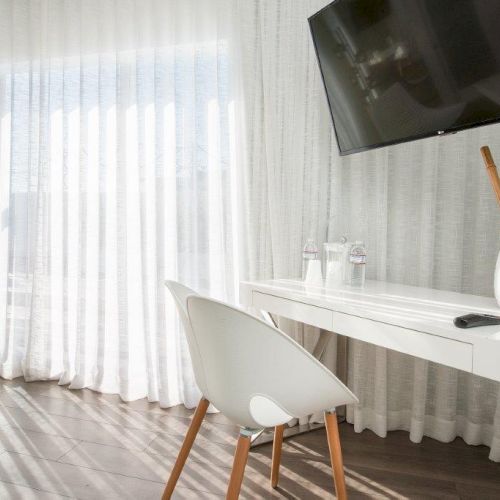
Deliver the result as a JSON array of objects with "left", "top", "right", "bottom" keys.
[
  {"left": 0, "top": 380, "right": 499, "bottom": 500},
  {"left": 0, "top": 409, "right": 156, "bottom": 451},
  {"left": 0, "top": 427, "right": 78, "bottom": 461},
  {"left": 0, "top": 480, "right": 72, "bottom": 499}
]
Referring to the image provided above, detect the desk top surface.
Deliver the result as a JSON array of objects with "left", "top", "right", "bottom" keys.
[{"left": 240, "top": 279, "right": 500, "bottom": 344}]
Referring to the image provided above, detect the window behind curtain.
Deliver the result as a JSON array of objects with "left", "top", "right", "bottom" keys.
[{"left": 0, "top": 28, "right": 238, "bottom": 404}]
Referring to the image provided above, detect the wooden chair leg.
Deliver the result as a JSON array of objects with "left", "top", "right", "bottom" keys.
[
  {"left": 162, "top": 398, "right": 210, "bottom": 500},
  {"left": 271, "top": 424, "right": 284, "bottom": 488},
  {"left": 325, "top": 410, "right": 348, "bottom": 500},
  {"left": 226, "top": 430, "right": 252, "bottom": 500}
]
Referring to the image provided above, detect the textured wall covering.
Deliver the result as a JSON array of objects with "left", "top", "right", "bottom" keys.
[{"left": 235, "top": 0, "right": 500, "bottom": 460}]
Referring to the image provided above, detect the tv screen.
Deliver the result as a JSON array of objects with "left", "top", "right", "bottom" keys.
[{"left": 309, "top": 0, "right": 500, "bottom": 155}]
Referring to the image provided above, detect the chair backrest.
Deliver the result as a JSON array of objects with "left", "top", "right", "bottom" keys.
[
  {"left": 164, "top": 280, "right": 208, "bottom": 395},
  {"left": 187, "top": 295, "right": 358, "bottom": 430}
]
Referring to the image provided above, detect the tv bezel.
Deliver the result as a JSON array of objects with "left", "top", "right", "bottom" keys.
[{"left": 308, "top": 0, "right": 500, "bottom": 156}]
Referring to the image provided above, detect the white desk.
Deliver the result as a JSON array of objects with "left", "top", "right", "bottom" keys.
[{"left": 239, "top": 279, "right": 500, "bottom": 383}]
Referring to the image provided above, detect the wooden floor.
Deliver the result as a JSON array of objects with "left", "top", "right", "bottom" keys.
[{"left": 0, "top": 380, "right": 498, "bottom": 499}]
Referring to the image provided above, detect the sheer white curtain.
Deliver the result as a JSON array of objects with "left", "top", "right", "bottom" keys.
[
  {"left": 235, "top": 0, "right": 500, "bottom": 461},
  {"left": 0, "top": 0, "right": 238, "bottom": 408}
]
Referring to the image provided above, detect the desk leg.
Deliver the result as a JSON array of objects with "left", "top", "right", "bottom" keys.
[
  {"left": 335, "top": 334, "right": 348, "bottom": 420},
  {"left": 251, "top": 314, "right": 346, "bottom": 448},
  {"left": 261, "top": 311, "right": 278, "bottom": 328}
]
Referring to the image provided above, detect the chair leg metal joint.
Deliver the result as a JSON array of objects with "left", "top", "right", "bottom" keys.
[{"left": 240, "top": 427, "right": 259, "bottom": 438}]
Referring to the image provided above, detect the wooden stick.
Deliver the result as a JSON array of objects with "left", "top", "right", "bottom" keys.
[
  {"left": 271, "top": 424, "right": 284, "bottom": 488},
  {"left": 481, "top": 146, "right": 500, "bottom": 208},
  {"left": 227, "top": 433, "right": 251, "bottom": 500},
  {"left": 325, "top": 410, "right": 348, "bottom": 500},
  {"left": 162, "top": 398, "right": 209, "bottom": 500}
]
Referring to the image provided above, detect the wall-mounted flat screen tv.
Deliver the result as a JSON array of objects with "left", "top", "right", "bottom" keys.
[{"left": 309, "top": 0, "right": 500, "bottom": 155}]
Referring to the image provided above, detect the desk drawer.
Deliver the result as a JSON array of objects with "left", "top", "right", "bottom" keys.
[
  {"left": 252, "top": 291, "right": 333, "bottom": 330},
  {"left": 331, "top": 311, "right": 473, "bottom": 373}
]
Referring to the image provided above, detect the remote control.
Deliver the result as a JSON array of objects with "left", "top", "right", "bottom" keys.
[{"left": 453, "top": 313, "right": 500, "bottom": 329}]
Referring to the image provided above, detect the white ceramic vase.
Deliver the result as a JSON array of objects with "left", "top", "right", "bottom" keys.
[{"left": 495, "top": 251, "right": 500, "bottom": 307}]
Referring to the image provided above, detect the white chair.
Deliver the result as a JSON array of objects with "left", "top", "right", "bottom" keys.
[
  {"left": 163, "top": 280, "right": 208, "bottom": 398},
  {"left": 162, "top": 282, "right": 358, "bottom": 500}
]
